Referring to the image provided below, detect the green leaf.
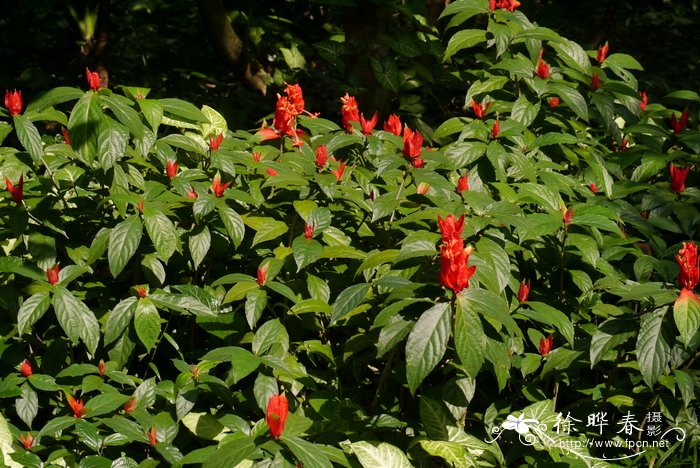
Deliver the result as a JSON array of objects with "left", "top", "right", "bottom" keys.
[
  {"left": 244, "top": 216, "right": 288, "bottom": 247},
  {"left": 108, "top": 215, "right": 143, "bottom": 278},
  {"left": 370, "top": 57, "right": 400, "bottom": 93},
  {"left": 589, "top": 318, "right": 636, "bottom": 368},
  {"left": 144, "top": 210, "right": 178, "bottom": 263},
  {"left": 674, "top": 369, "right": 694, "bottom": 408},
  {"left": 548, "top": 83, "right": 588, "bottom": 121},
  {"left": 281, "top": 436, "right": 333, "bottom": 468},
  {"left": 472, "top": 237, "right": 510, "bottom": 294},
  {"left": 84, "top": 393, "right": 132, "bottom": 418},
  {"left": 53, "top": 286, "right": 100, "bottom": 354},
  {"left": 406, "top": 303, "right": 450, "bottom": 394},
  {"left": 12, "top": 115, "right": 43, "bottom": 164},
  {"left": 419, "top": 440, "right": 473, "bottom": 467},
  {"left": 518, "top": 302, "right": 574, "bottom": 347},
  {"left": 245, "top": 288, "right": 267, "bottom": 329},
  {"left": 331, "top": 283, "right": 371, "bottom": 323},
  {"left": 293, "top": 237, "right": 324, "bottom": 272},
  {"left": 549, "top": 38, "right": 592, "bottom": 74},
  {"left": 188, "top": 225, "right": 211, "bottom": 270},
  {"left": 97, "top": 121, "right": 128, "bottom": 170},
  {"left": 182, "top": 412, "right": 226, "bottom": 440},
  {"left": 419, "top": 396, "right": 453, "bottom": 440},
  {"left": 17, "top": 292, "right": 51, "bottom": 336},
  {"left": 104, "top": 297, "right": 138, "bottom": 345},
  {"left": 160, "top": 98, "right": 208, "bottom": 122},
  {"left": 444, "top": 29, "right": 487, "bottom": 61},
  {"left": 673, "top": 292, "right": 700, "bottom": 346},
  {"left": 68, "top": 92, "right": 102, "bottom": 164},
  {"left": 26, "top": 86, "right": 83, "bottom": 113},
  {"left": 201, "top": 436, "right": 257, "bottom": 468},
  {"left": 101, "top": 95, "right": 144, "bottom": 138},
  {"left": 458, "top": 289, "right": 522, "bottom": 338},
  {"left": 102, "top": 416, "right": 148, "bottom": 443},
  {"left": 218, "top": 205, "right": 245, "bottom": 248},
  {"left": 16, "top": 384, "right": 38, "bottom": 428},
  {"left": 454, "top": 298, "right": 485, "bottom": 378},
  {"left": 134, "top": 299, "right": 161, "bottom": 350},
  {"left": 349, "top": 441, "right": 412, "bottom": 468},
  {"left": 635, "top": 308, "right": 673, "bottom": 387},
  {"left": 252, "top": 319, "right": 288, "bottom": 355}
]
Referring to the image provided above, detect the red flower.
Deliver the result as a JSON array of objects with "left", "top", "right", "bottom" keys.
[
  {"left": 19, "top": 433, "right": 33, "bottom": 449},
  {"left": 591, "top": 72, "right": 600, "bottom": 90},
  {"left": 266, "top": 393, "right": 289, "bottom": 439},
  {"left": 331, "top": 162, "right": 346, "bottom": 181},
  {"left": 562, "top": 207, "right": 574, "bottom": 225},
  {"left": 47, "top": 264, "right": 60, "bottom": 286},
  {"left": 471, "top": 99, "right": 491, "bottom": 119},
  {"left": 539, "top": 335, "right": 553, "bottom": 356},
  {"left": 548, "top": 97, "right": 560, "bottom": 108},
  {"left": 589, "top": 183, "right": 598, "bottom": 193},
  {"left": 402, "top": 127, "right": 423, "bottom": 161},
  {"left": 618, "top": 136, "right": 629, "bottom": 152},
  {"left": 85, "top": 68, "right": 101, "bottom": 91},
  {"left": 437, "top": 214, "right": 464, "bottom": 243},
  {"left": 148, "top": 427, "right": 158, "bottom": 446},
  {"left": 257, "top": 263, "right": 269, "bottom": 286},
  {"left": 123, "top": 397, "right": 136, "bottom": 414},
  {"left": 136, "top": 199, "right": 144, "bottom": 212},
  {"left": 166, "top": 160, "right": 178, "bottom": 178},
  {"left": 676, "top": 242, "right": 700, "bottom": 290},
  {"left": 135, "top": 286, "right": 148, "bottom": 298},
  {"left": 186, "top": 187, "right": 198, "bottom": 199},
  {"left": 383, "top": 114, "right": 402, "bottom": 135},
  {"left": 596, "top": 42, "right": 609, "bottom": 64},
  {"left": 439, "top": 240, "right": 476, "bottom": 294},
  {"left": 61, "top": 127, "right": 71, "bottom": 145},
  {"left": 266, "top": 168, "right": 278, "bottom": 177},
  {"left": 411, "top": 158, "right": 425, "bottom": 168},
  {"left": 5, "top": 174, "right": 24, "bottom": 203},
  {"left": 340, "top": 94, "right": 360, "bottom": 133},
  {"left": 98, "top": 359, "right": 106, "bottom": 375},
  {"left": 670, "top": 164, "right": 690, "bottom": 194},
  {"left": 20, "top": 359, "right": 32, "bottom": 377},
  {"left": 273, "top": 95, "right": 297, "bottom": 137},
  {"left": 209, "top": 133, "right": 224, "bottom": 151},
  {"left": 304, "top": 222, "right": 315, "bottom": 239},
  {"left": 416, "top": 182, "right": 430, "bottom": 195},
  {"left": 211, "top": 173, "right": 230, "bottom": 198},
  {"left": 315, "top": 145, "right": 328, "bottom": 169},
  {"left": 360, "top": 112, "right": 378, "bottom": 135},
  {"left": 517, "top": 281, "right": 530, "bottom": 303},
  {"left": 4, "top": 89, "right": 22, "bottom": 116},
  {"left": 491, "top": 119, "right": 500, "bottom": 138},
  {"left": 490, "top": 0, "right": 520, "bottom": 11},
  {"left": 252, "top": 151, "right": 262, "bottom": 162},
  {"left": 67, "top": 394, "right": 86, "bottom": 418},
  {"left": 456, "top": 175, "right": 469, "bottom": 195},
  {"left": 639, "top": 91, "right": 648, "bottom": 111},
  {"left": 536, "top": 49, "right": 549, "bottom": 79},
  {"left": 284, "top": 83, "right": 305, "bottom": 115},
  {"left": 670, "top": 109, "right": 690, "bottom": 135}
]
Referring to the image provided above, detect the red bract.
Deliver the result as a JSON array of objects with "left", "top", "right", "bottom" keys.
[
  {"left": 148, "top": 427, "right": 158, "bottom": 446},
  {"left": 85, "top": 68, "right": 101, "bottom": 90},
  {"left": 411, "top": 158, "right": 425, "bottom": 168},
  {"left": 166, "top": 160, "right": 178, "bottom": 178},
  {"left": 186, "top": 187, "right": 197, "bottom": 199},
  {"left": 670, "top": 109, "right": 690, "bottom": 135},
  {"left": 589, "top": 183, "right": 598, "bottom": 193},
  {"left": 340, "top": 94, "right": 360, "bottom": 133},
  {"left": 331, "top": 162, "right": 346, "bottom": 181},
  {"left": 457, "top": 175, "right": 469, "bottom": 195},
  {"left": 517, "top": 281, "right": 530, "bottom": 303},
  {"left": 211, "top": 173, "right": 230, "bottom": 198},
  {"left": 639, "top": 91, "right": 648, "bottom": 111},
  {"left": 618, "top": 136, "right": 629, "bottom": 152},
  {"left": 669, "top": 164, "right": 689, "bottom": 194},
  {"left": 62, "top": 127, "right": 71, "bottom": 145},
  {"left": 284, "top": 83, "right": 305, "bottom": 115},
  {"left": 252, "top": 151, "right": 262, "bottom": 162},
  {"left": 67, "top": 394, "right": 86, "bottom": 418},
  {"left": 490, "top": 0, "right": 520, "bottom": 11},
  {"left": 304, "top": 222, "right": 315, "bottom": 239},
  {"left": 123, "top": 397, "right": 136, "bottom": 414},
  {"left": 539, "top": 335, "right": 553, "bottom": 356},
  {"left": 5, "top": 174, "right": 24, "bottom": 203},
  {"left": 437, "top": 214, "right": 464, "bottom": 243},
  {"left": 20, "top": 359, "right": 32, "bottom": 377},
  {"left": 136, "top": 199, "right": 144, "bottom": 212},
  {"left": 417, "top": 182, "right": 430, "bottom": 195},
  {"left": 537, "top": 58, "right": 549, "bottom": 79},
  {"left": 439, "top": 240, "right": 476, "bottom": 294},
  {"left": 209, "top": 133, "right": 224, "bottom": 150},
  {"left": 98, "top": 359, "right": 106, "bottom": 375},
  {"left": 47, "top": 264, "right": 60, "bottom": 285},
  {"left": 273, "top": 95, "right": 296, "bottom": 136},
  {"left": 4, "top": 89, "right": 22, "bottom": 116},
  {"left": 136, "top": 286, "right": 148, "bottom": 298},
  {"left": 592, "top": 72, "right": 600, "bottom": 90},
  {"left": 596, "top": 42, "right": 609, "bottom": 63},
  {"left": 402, "top": 127, "right": 423, "bottom": 161},
  {"left": 676, "top": 242, "right": 700, "bottom": 290},
  {"left": 266, "top": 393, "right": 289, "bottom": 439},
  {"left": 360, "top": 112, "right": 378, "bottom": 135},
  {"left": 384, "top": 114, "right": 402, "bottom": 135},
  {"left": 266, "top": 168, "right": 278, "bottom": 177},
  {"left": 315, "top": 145, "right": 328, "bottom": 169},
  {"left": 20, "top": 433, "right": 33, "bottom": 449},
  {"left": 562, "top": 207, "right": 574, "bottom": 225},
  {"left": 257, "top": 263, "right": 269, "bottom": 286},
  {"left": 471, "top": 99, "right": 491, "bottom": 119},
  {"left": 491, "top": 119, "right": 500, "bottom": 138},
  {"left": 548, "top": 97, "right": 560, "bottom": 108}
]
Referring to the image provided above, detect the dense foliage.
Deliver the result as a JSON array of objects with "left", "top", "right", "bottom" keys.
[{"left": 0, "top": 0, "right": 699, "bottom": 466}]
